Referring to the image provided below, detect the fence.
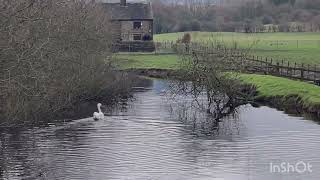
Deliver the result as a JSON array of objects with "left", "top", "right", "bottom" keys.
[
  {"left": 113, "top": 41, "right": 155, "bottom": 52},
  {"left": 258, "top": 40, "right": 320, "bottom": 50},
  {"left": 154, "top": 41, "right": 320, "bottom": 83},
  {"left": 155, "top": 40, "right": 320, "bottom": 51},
  {"left": 244, "top": 55, "right": 320, "bottom": 82}
]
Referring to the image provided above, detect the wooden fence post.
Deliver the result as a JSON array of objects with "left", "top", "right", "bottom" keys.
[
  {"left": 307, "top": 64, "right": 310, "bottom": 80},
  {"left": 265, "top": 57, "right": 268, "bottom": 74},
  {"left": 287, "top": 61, "right": 290, "bottom": 76},
  {"left": 259, "top": 56, "right": 263, "bottom": 73},
  {"left": 270, "top": 58, "right": 273, "bottom": 74},
  {"left": 315, "top": 65, "right": 317, "bottom": 81},
  {"left": 301, "top": 63, "right": 304, "bottom": 80},
  {"left": 281, "top": 59, "right": 284, "bottom": 75},
  {"left": 276, "top": 62, "right": 280, "bottom": 75}
]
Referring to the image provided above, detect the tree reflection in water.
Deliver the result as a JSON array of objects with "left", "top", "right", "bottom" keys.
[{"left": 165, "top": 90, "right": 242, "bottom": 137}]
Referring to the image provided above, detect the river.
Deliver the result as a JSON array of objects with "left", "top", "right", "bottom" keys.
[{"left": 1, "top": 79, "right": 320, "bottom": 180}]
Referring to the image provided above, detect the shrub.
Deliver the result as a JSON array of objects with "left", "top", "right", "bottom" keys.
[
  {"left": 181, "top": 33, "right": 191, "bottom": 44},
  {"left": 142, "top": 34, "right": 153, "bottom": 41},
  {"left": 0, "top": 0, "right": 130, "bottom": 125}
]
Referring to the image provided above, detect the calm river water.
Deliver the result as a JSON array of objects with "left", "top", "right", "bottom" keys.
[{"left": 1, "top": 79, "right": 320, "bottom": 180}]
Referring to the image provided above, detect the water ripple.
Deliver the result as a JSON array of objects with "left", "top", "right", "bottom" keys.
[{"left": 1, "top": 80, "right": 320, "bottom": 180}]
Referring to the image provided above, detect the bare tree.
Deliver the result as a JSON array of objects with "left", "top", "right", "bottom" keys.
[
  {"left": 170, "top": 43, "right": 255, "bottom": 121},
  {"left": 0, "top": 0, "right": 131, "bottom": 125}
]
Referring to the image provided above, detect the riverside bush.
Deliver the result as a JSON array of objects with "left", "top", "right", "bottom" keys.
[{"left": 0, "top": 0, "right": 130, "bottom": 125}]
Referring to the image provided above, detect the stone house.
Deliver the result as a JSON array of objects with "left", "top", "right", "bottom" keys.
[{"left": 102, "top": 0, "right": 155, "bottom": 52}]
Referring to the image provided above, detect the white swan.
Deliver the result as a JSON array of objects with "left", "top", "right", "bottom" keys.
[{"left": 93, "top": 103, "right": 104, "bottom": 120}]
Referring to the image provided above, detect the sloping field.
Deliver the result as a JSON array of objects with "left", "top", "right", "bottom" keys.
[{"left": 155, "top": 32, "right": 320, "bottom": 65}]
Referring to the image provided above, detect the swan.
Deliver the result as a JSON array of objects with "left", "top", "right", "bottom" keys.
[{"left": 93, "top": 103, "right": 104, "bottom": 120}]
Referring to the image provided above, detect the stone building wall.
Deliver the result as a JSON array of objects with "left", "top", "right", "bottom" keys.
[
  {"left": 120, "top": 20, "right": 153, "bottom": 41},
  {"left": 111, "top": 21, "right": 121, "bottom": 43}
]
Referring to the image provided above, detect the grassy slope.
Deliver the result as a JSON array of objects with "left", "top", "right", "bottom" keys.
[
  {"left": 240, "top": 74, "right": 320, "bottom": 106},
  {"left": 115, "top": 53, "right": 320, "bottom": 106},
  {"left": 154, "top": 32, "right": 320, "bottom": 65}
]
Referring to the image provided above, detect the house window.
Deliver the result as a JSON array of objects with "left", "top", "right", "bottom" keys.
[
  {"left": 133, "top": 21, "right": 142, "bottom": 29},
  {"left": 133, "top": 34, "right": 141, "bottom": 41}
]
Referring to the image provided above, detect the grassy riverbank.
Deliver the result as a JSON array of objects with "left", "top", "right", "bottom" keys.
[
  {"left": 240, "top": 74, "right": 320, "bottom": 106},
  {"left": 113, "top": 54, "right": 181, "bottom": 70},
  {"left": 114, "top": 53, "right": 320, "bottom": 109},
  {"left": 154, "top": 32, "right": 320, "bottom": 65}
]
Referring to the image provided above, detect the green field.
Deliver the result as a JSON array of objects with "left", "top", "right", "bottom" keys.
[
  {"left": 240, "top": 74, "right": 320, "bottom": 106},
  {"left": 113, "top": 54, "right": 181, "bottom": 70},
  {"left": 154, "top": 32, "right": 320, "bottom": 65},
  {"left": 114, "top": 53, "right": 320, "bottom": 106}
]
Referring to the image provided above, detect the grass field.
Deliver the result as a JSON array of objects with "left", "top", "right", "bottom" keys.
[
  {"left": 154, "top": 32, "right": 320, "bottom": 65},
  {"left": 113, "top": 54, "right": 181, "bottom": 70},
  {"left": 240, "top": 74, "right": 320, "bottom": 106},
  {"left": 114, "top": 53, "right": 320, "bottom": 106}
]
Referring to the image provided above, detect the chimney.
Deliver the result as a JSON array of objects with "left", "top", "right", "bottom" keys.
[{"left": 120, "top": 0, "right": 126, "bottom": 6}]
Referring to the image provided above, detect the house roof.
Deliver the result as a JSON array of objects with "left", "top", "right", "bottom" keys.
[{"left": 101, "top": 2, "right": 153, "bottom": 21}]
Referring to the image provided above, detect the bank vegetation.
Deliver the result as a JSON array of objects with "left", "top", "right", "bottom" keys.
[
  {"left": 0, "top": 0, "right": 132, "bottom": 126},
  {"left": 168, "top": 43, "right": 256, "bottom": 120}
]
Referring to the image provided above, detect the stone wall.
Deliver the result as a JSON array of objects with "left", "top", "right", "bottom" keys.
[
  {"left": 111, "top": 20, "right": 154, "bottom": 52},
  {"left": 111, "top": 21, "right": 121, "bottom": 42},
  {"left": 120, "top": 20, "right": 153, "bottom": 41}
]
